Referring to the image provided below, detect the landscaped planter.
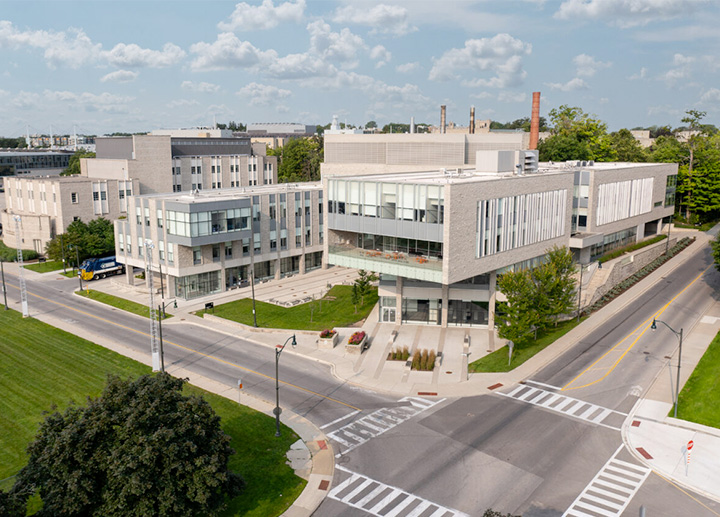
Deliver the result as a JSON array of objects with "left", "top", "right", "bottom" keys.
[
  {"left": 318, "top": 329, "right": 338, "bottom": 349},
  {"left": 345, "top": 331, "right": 367, "bottom": 354}
]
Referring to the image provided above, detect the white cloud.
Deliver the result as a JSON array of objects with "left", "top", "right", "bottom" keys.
[
  {"left": 276, "top": 104, "right": 291, "bottom": 113},
  {"left": 189, "top": 33, "right": 272, "bottom": 71},
  {"left": 307, "top": 20, "right": 364, "bottom": 67},
  {"left": 102, "top": 43, "right": 185, "bottom": 68},
  {"left": 660, "top": 53, "right": 695, "bottom": 85},
  {"left": 167, "top": 99, "right": 200, "bottom": 108},
  {"left": 498, "top": 91, "right": 527, "bottom": 103},
  {"left": 429, "top": 34, "right": 532, "bottom": 89},
  {"left": 333, "top": 4, "right": 417, "bottom": 35},
  {"left": 265, "top": 52, "right": 335, "bottom": 79},
  {"left": 0, "top": 89, "right": 8, "bottom": 96},
  {"left": 629, "top": 67, "right": 648, "bottom": 80},
  {"left": 700, "top": 88, "right": 720, "bottom": 103},
  {"left": 0, "top": 22, "right": 102, "bottom": 68},
  {"left": 546, "top": 77, "right": 589, "bottom": 91},
  {"left": 218, "top": 0, "right": 305, "bottom": 31},
  {"left": 236, "top": 82, "right": 292, "bottom": 106},
  {"left": 40, "top": 89, "right": 135, "bottom": 113},
  {"left": 396, "top": 62, "right": 419, "bottom": 74},
  {"left": 181, "top": 80, "right": 220, "bottom": 93},
  {"left": 573, "top": 54, "right": 611, "bottom": 77},
  {"left": 555, "top": 0, "right": 707, "bottom": 28},
  {"left": 370, "top": 45, "right": 391, "bottom": 68},
  {"left": 470, "top": 91, "right": 493, "bottom": 100},
  {"left": 100, "top": 70, "right": 138, "bottom": 83}
]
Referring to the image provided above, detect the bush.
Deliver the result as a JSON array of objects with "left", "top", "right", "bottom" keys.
[
  {"left": 319, "top": 329, "right": 336, "bottom": 338},
  {"left": 348, "top": 331, "right": 366, "bottom": 345},
  {"left": 402, "top": 346, "right": 409, "bottom": 361},
  {"left": 412, "top": 350, "right": 421, "bottom": 370},
  {"left": 598, "top": 234, "right": 666, "bottom": 263},
  {"left": 0, "top": 240, "right": 39, "bottom": 262},
  {"left": 420, "top": 349, "right": 428, "bottom": 370},
  {"left": 428, "top": 350, "right": 436, "bottom": 370}
]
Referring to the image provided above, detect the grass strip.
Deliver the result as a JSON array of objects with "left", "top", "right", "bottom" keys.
[
  {"left": 469, "top": 317, "right": 585, "bottom": 373},
  {"left": 75, "top": 289, "right": 172, "bottom": 319},
  {"left": 0, "top": 308, "right": 305, "bottom": 516},
  {"left": 200, "top": 284, "right": 378, "bottom": 331},
  {"left": 23, "top": 260, "right": 66, "bottom": 273},
  {"left": 675, "top": 330, "right": 720, "bottom": 428}
]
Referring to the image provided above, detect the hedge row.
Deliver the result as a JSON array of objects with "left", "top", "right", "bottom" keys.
[
  {"left": 0, "top": 239, "right": 39, "bottom": 262},
  {"left": 598, "top": 234, "right": 667, "bottom": 264}
]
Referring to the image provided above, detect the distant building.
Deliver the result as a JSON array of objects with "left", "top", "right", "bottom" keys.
[
  {"left": 115, "top": 183, "right": 323, "bottom": 299},
  {"left": 246, "top": 122, "right": 318, "bottom": 149},
  {"left": 0, "top": 150, "right": 74, "bottom": 191}
]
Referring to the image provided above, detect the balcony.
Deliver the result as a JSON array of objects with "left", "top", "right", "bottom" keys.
[{"left": 328, "top": 245, "right": 443, "bottom": 282}]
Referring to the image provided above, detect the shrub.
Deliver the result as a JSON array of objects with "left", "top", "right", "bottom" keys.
[
  {"left": 412, "top": 350, "right": 421, "bottom": 370},
  {"left": 402, "top": 346, "right": 409, "bottom": 361},
  {"left": 348, "top": 331, "right": 366, "bottom": 345},
  {"left": 420, "top": 349, "right": 428, "bottom": 370},
  {"left": 319, "top": 329, "right": 336, "bottom": 338},
  {"left": 0, "top": 240, "right": 39, "bottom": 262},
  {"left": 428, "top": 350, "right": 436, "bottom": 370}
]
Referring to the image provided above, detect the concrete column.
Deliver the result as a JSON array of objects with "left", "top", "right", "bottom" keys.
[
  {"left": 636, "top": 223, "right": 644, "bottom": 242},
  {"left": 395, "top": 276, "right": 403, "bottom": 323},
  {"left": 274, "top": 258, "right": 281, "bottom": 280},
  {"left": 125, "top": 262, "right": 134, "bottom": 285},
  {"left": 488, "top": 270, "right": 497, "bottom": 331},
  {"left": 299, "top": 253, "right": 306, "bottom": 274},
  {"left": 441, "top": 283, "right": 449, "bottom": 327}
]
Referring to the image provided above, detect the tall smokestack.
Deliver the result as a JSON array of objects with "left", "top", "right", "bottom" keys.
[
  {"left": 470, "top": 106, "right": 476, "bottom": 135},
  {"left": 529, "top": 91, "right": 541, "bottom": 150},
  {"left": 410, "top": 116, "right": 415, "bottom": 134},
  {"left": 440, "top": 105, "right": 446, "bottom": 134}
]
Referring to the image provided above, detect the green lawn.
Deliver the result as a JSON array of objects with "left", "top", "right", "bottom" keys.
[
  {"left": 201, "top": 285, "right": 378, "bottom": 331},
  {"left": 0, "top": 308, "right": 305, "bottom": 516},
  {"left": 23, "top": 260, "right": 66, "bottom": 273},
  {"left": 469, "top": 317, "right": 585, "bottom": 373},
  {"left": 75, "top": 289, "right": 172, "bottom": 319},
  {"left": 675, "top": 330, "right": 720, "bottom": 428}
]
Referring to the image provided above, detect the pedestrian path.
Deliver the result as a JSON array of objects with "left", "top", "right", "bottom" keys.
[
  {"left": 327, "top": 397, "right": 443, "bottom": 458},
  {"left": 497, "top": 382, "right": 625, "bottom": 430},
  {"left": 563, "top": 444, "right": 651, "bottom": 517},
  {"left": 328, "top": 465, "right": 469, "bottom": 517}
]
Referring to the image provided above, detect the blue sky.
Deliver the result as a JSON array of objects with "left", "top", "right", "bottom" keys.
[{"left": 0, "top": 0, "right": 718, "bottom": 136}]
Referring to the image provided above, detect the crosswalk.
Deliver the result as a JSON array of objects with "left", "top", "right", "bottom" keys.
[
  {"left": 497, "top": 383, "right": 625, "bottom": 430},
  {"left": 563, "top": 444, "right": 651, "bottom": 517},
  {"left": 327, "top": 397, "right": 443, "bottom": 457},
  {"left": 329, "top": 465, "right": 469, "bottom": 517}
]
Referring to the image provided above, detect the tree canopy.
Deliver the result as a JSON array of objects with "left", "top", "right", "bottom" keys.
[
  {"left": 2, "top": 374, "right": 243, "bottom": 517},
  {"left": 269, "top": 136, "right": 323, "bottom": 182},
  {"left": 0, "top": 137, "right": 27, "bottom": 148},
  {"left": 60, "top": 149, "right": 96, "bottom": 176},
  {"left": 45, "top": 217, "right": 115, "bottom": 263}
]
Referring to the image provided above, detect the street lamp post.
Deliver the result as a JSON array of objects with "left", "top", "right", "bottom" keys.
[
  {"left": 577, "top": 263, "right": 585, "bottom": 322},
  {"left": 274, "top": 334, "right": 297, "bottom": 437},
  {"left": 651, "top": 318, "right": 684, "bottom": 418},
  {"left": 250, "top": 270, "right": 257, "bottom": 327},
  {"left": 157, "top": 304, "right": 166, "bottom": 373},
  {"left": 1, "top": 259, "right": 7, "bottom": 310},
  {"left": 665, "top": 215, "right": 672, "bottom": 256},
  {"left": 71, "top": 245, "right": 82, "bottom": 291},
  {"left": 60, "top": 234, "right": 66, "bottom": 274}
]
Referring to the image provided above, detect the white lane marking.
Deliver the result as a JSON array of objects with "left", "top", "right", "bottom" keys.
[
  {"left": 329, "top": 465, "right": 468, "bottom": 517},
  {"left": 328, "top": 397, "right": 445, "bottom": 457},
  {"left": 320, "top": 409, "right": 361, "bottom": 430},
  {"left": 563, "top": 444, "right": 651, "bottom": 517},
  {"left": 525, "top": 379, "right": 563, "bottom": 390},
  {"left": 497, "top": 385, "right": 625, "bottom": 430}
]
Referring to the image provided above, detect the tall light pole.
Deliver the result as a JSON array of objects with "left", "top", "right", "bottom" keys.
[
  {"left": 665, "top": 215, "right": 672, "bottom": 256},
  {"left": 651, "top": 318, "right": 683, "bottom": 418},
  {"left": 1, "top": 259, "right": 8, "bottom": 310},
  {"left": 274, "top": 334, "right": 297, "bottom": 437},
  {"left": 250, "top": 270, "right": 258, "bottom": 327},
  {"left": 14, "top": 215, "right": 28, "bottom": 317},
  {"left": 60, "top": 233, "right": 66, "bottom": 274},
  {"left": 71, "top": 244, "right": 82, "bottom": 291},
  {"left": 144, "top": 240, "right": 160, "bottom": 372},
  {"left": 576, "top": 262, "right": 585, "bottom": 322}
]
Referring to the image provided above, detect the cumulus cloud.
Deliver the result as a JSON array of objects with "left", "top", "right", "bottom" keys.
[
  {"left": 100, "top": 70, "right": 138, "bottom": 83},
  {"left": 307, "top": 20, "right": 364, "bottom": 67},
  {"left": 333, "top": 4, "right": 417, "bottom": 35},
  {"left": 167, "top": 99, "right": 200, "bottom": 108},
  {"left": 660, "top": 53, "right": 695, "bottom": 85},
  {"left": 236, "top": 82, "right": 292, "bottom": 106},
  {"left": 181, "top": 80, "right": 220, "bottom": 93},
  {"left": 189, "top": 33, "right": 272, "bottom": 71},
  {"left": 16, "top": 89, "right": 136, "bottom": 113},
  {"left": 218, "top": 0, "right": 305, "bottom": 31},
  {"left": 102, "top": 43, "right": 185, "bottom": 68},
  {"left": 546, "top": 77, "right": 589, "bottom": 91},
  {"left": 265, "top": 52, "right": 336, "bottom": 79},
  {"left": 629, "top": 67, "right": 648, "bottom": 80},
  {"left": 470, "top": 91, "right": 493, "bottom": 100},
  {"left": 498, "top": 91, "right": 527, "bottom": 103},
  {"left": 370, "top": 45, "right": 391, "bottom": 68},
  {"left": 700, "top": 88, "right": 720, "bottom": 103},
  {"left": 554, "top": 0, "right": 707, "bottom": 28},
  {"left": 573, "top": 54, "right": 611, "bottom": 77},
  {"left": 396, "top": 62, "right": 419, "bottom": 74},
  {"left": 429, "top": 34, "right": 532, "bottom": 89}
]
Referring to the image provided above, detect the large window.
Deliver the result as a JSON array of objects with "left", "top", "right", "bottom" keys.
[
  {"left": 596, "top": 178, "right": 654, "bottom": 226},
  {"left": 166, "top": 208, "right": 250, "bottom": 237}
]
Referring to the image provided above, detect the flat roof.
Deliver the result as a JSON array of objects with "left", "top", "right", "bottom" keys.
[{"left": 136, "top": 182, "right": 323, "bottom": 203}]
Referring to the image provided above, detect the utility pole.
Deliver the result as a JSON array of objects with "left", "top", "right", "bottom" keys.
[
  {"left": 13, "top": 216, "right": 29, "bottom": 317},
  {"left": 157, "top": 304, "right": 165, "bottom": 373},
  {"left": 60, "top": 233, "right": 66, "bottom": 273},
  {"left": 144, "top": 240, "right": 160, "bottom": 371},
  {"left": 1, "top": 259, "right": 8, "bottom": 310},
  {"left": 250, "top": 270, "right": 258, "bottom": 327}
]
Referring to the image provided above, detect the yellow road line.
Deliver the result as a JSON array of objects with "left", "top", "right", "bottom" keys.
[
  {"left": 562, "top": 265, "right": 711, "bottom": 391},
  {"left": 652, "top": 470, "right": 720, "bottom": 516},
  {"left": 7, "top": 282, "right": 362, "bottom": 411}
]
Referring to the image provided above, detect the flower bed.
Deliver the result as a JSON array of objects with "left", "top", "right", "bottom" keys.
[
  {"left": 318, "top": 329, "right": 338, "bottom": 349},
  {"left": 345, "top": 331, "right": 367, "bottom": 354}
]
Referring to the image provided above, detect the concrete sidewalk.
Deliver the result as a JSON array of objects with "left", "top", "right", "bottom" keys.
[{"left": 624, "top": 299, "right": 720, "bottom": 504}]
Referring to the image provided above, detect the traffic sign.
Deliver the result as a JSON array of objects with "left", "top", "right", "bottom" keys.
[
  {"left": 237, "top": 378, "right": 243, "bottom": 390},
  {"left": 687, "top": 440, "right": 694, "bottom": 451}
]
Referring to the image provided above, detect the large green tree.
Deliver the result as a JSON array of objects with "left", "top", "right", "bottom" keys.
[
  {"left": 606, "top": 129, "right": 648, "bottom": 162},
  {"left": 538, "top": 105, "right": 613, "bottom": 162},
  {"left": 60, "top": 149, "right": 96, "bottom": 176},
  {"left": 680, "top": 109, "right": 707, "bottom": 219},
  {"left": 272, "top": 136, "right": 323, "bottom": 182},
  {"left": 4, "top": 374, "right": 244, "bottom": 517},
  {"left": 45, "top": 217, "right": 115, "bottom": 263}
]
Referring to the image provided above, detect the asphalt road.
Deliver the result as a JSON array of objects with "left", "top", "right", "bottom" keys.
[{"left": 4, "top": 243, "right": 720, "bottom": 516}]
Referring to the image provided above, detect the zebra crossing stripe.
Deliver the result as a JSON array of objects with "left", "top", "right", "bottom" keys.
[
  {"left": 329, "top": 465, "right": 469, "bottom": 517},
  {"left": 328, "top": 397, "right": 445, "bottom": 457},
  {"left": 563, "top": 444, "right": 651, "bottom": 517},
  {"left": 497, "top": 385, "right": 625, "bottom": 430}
]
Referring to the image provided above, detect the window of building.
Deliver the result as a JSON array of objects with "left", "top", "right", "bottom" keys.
[
  {"left": 193, "top": 246, "right": 202, "bottom": 265},
  {"left": 71, "top": 192, "right": 79, "bottom": 204},
  {"left": 252, "top": 196, "right": 261, "bottom": 221},
  {"left": 138, "top": 237, "right": 144, "bottom": 257},
  {"left": 167, "top": 242, "right": 174, "bottom": 263},
  {"left": 280, "top": 228, "right": 287, "bottom": 249},
  {"left": 118, "top": 233, "right": 124, "bottom": 252},
  {"left": 93, "top": 192, "right": 99, "bottom": 201},
  {"left": 225, "top": 242, "right": 233, "bottom": 258},
  {"left": 158, "top": 240, "right": 165, "bottom": 260},
  {"left": 136, "top": 206, "right": 142, "bottom": 225},
  {"left": 270, "top": 230, "right": 277, "bottom": 250},
  {"left": 144, "top": 207, "right": 150, "bottom": 226},
  {"left": 157, "top": 209, "right": 163, "bottom": 228},
  {"left": 212, "top": 244, "right": 221, "bottom": 262},
  {"left": 254, "top": 233, "right": 261, "bottom": 254},
  {"left": 242, "top": 238, "right": 250, "bottom": 256}
]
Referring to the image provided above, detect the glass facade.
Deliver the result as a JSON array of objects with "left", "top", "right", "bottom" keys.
[
  {"left": 175, "top": 271, "right": 221, "bottom": 299},
  {"left": 166, "top": 208, "right": 251, "bottom": 237},
  {"left": 589, "top": 227, "right": 638, "bottom": 261}
]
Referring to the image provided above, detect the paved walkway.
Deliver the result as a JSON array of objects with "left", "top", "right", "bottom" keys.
[{"left": 12, "top": 229, "right": 720, "bottom": 514}]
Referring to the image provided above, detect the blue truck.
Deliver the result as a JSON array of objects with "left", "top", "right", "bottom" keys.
[{"left": 78, "top": 256, "right": 125, "bottom": 281}]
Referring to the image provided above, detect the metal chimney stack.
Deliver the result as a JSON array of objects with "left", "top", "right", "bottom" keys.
[
  {"left": 410, "top": 116, "right": 416, "bottom": 134},
  {"left": 440, "top": 105, "right": 446, "bottom": 134},
  {"left": 529, "top": 92, "right": 541, "bottom": 150},
  {"left": 470, "top": 106, "right": 475, "bottom": 134}
]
